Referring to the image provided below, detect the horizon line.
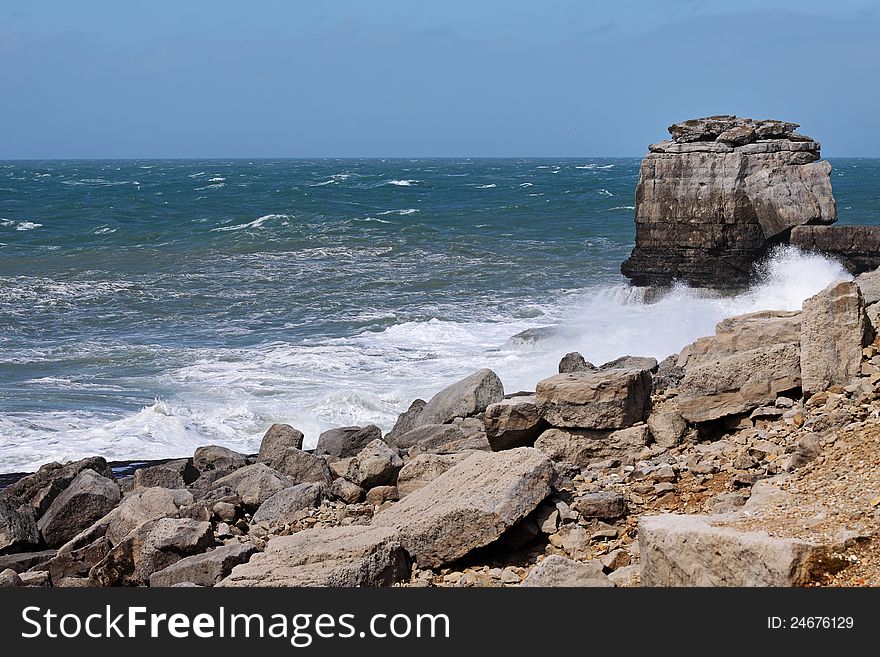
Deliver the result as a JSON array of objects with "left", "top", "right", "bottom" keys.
[{"left": 2, "top": 154, "right": 877, "bottom": 161}]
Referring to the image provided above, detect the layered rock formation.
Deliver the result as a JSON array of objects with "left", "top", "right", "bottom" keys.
[
  {"left": 621, "top": 116, "right": 837, "bottom": 288},
  {"left": 791, "top": 225, "right": 880, "bottom": 274}
]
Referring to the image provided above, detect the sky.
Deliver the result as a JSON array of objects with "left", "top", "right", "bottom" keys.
[{"left": 1, "top": 1, "right": 879, "bottom": 158}]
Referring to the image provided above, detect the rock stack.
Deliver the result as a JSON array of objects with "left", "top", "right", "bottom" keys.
[{"left": 621, "top": 115, "right": 837, "bottom": 288}]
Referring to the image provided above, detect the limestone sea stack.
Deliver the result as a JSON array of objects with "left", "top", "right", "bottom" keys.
[{"left": 621, "top": 115, "right": 837, "bottom": 288}]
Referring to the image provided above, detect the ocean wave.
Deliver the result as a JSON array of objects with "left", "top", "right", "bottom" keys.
[
  {"left": 209, "top": 177, "right": 226, "bottom": 182},
  {"left": 476, "top": 183, "right": 497, "bottom": 189},
  {"left": 376, "top": 208, "right": 419, "bottom": 216},
  {"left": 194, "top": 182, "right": 226, "bottom": 190},
  {"left": 188, "top": 171, "right": 206, "bottom": 178},
  {"left": 385, "top": 179, "right": 418, "bottom": 186},
  {"left": 311, "top": 173, "right": 352, "bottom": 187},
  {"left": 598, "top": 189, "right": 614, "bottom": 196},
  {"left": 93, "top": 225, "right": 117, "bottom": 234},
  {"left": 211, "top": 213, "right": 288, "bottom": 232},
  {"left": 519, "top": 182, "right": 534, "bottom": 187},
  {"left": 575, "top": 164, "right": 615, "bottom": 170},
  {"left": 1, "top": 220, "right": 43, "bottom": 231},
  {"left": 607, "top": 205, "right": 636, "bottom": 211}
]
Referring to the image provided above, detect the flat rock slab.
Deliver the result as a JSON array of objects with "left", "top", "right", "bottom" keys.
[
  {"left": 520, "top": 555, "right": 612, "bottom": 587},
  {"left": 535, "top": 369, "right": 652, "bottom": 429},
  {"left": 372, "top": 448, "right": 554, "bottom": 568},
  {"left": 218, "top": 525, "right": 409, "bottom": 587},
  {"left": 149, "top": 543, "right": 257, "bottom": 587},
  {"left": 639, "top": 514, "right": 839, "bottom": 586}
]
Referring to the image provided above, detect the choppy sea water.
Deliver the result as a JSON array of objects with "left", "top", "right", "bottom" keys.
[{"left": 1, "top": 158, "right": 878, "bottom": 472}]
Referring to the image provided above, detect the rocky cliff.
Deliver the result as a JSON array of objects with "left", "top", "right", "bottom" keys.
[{"left": 621, "top": 116, "right": 837, "bottom": 288}]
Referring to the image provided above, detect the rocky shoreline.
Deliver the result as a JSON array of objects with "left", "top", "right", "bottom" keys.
[{"left": 1, "top": 116, "right": 878, "bottom": 588}]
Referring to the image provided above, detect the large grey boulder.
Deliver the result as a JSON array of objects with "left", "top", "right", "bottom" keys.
[
  {"left": 800, "top": 281, "right": 869, "bottom": 396},
  {"left": 193, "top": 445, "right": 247, "bottom": 474},
  {"left": 344, "top": 439, "right": 403, "bottom": 489},
  {"left": 386, "top": 399, "right": 427, "bottom": 440},
  {"left": 485, "top": 395, "right": 547, "bottom": 451},
  {"left": 212, "top": 464, "right": 295, "bottom": 512},
  {"left": 314, "top": 425, "right": 382, "bottom": 459},
  {"left": 89, "top": 518, "right": 215, "bottom": 586},
  {"left": 0, "top": 568, "right": 23, "bottom": 587},
  {"left": 535, "top": 369, "right": 652, "bottom": 429},
  {"left": 149, "top": 543, "right": 257, "bottom": 587},
  {"left": 104, "top": 487, "right": 195, "bottom": 546},
  {"left": 533, "top": 426, "right": 650, "bottom": 467},
  {"left": 218, "top": 525, "right": 409, "bottom": 587},
  {"left": 521, "top": 555, "right": 612, "bottom": 587},
  {"left": 676, "top": 311, "right": 802, "bottom": 423},
  {"left": 558, "top": 352, "right": 595, "bottom": 373},
  {"left": 386, "top": 424, "right": 466, "bottom": 451},
  {"left": 396, "top": 452, "right": 471, "bottom": 497},
  {"left": 373, "top": 448, "right": 554, "bottom": 568},
  {"left": 257, "top": 423, "right": 304, "bottom": 465},
  {"left": 37, "top": 469, "right": 121, "bottom": 548},
  {"left": 0, "top": 499, "right": 39, "bottom": 553},
  {"left": 410, "top": 369, "right": 504, "bottom": 427},
  {"left": 251, "top": 483, "right": 325, "bottom": 524},
  {"left": 267, "top": 449, "right": 332, "bottom": 486},
  {"left": 639, "top": 514, "right": 838, "bottom": 586},
  {"left": 647, "top": 407, "right": 688, "bottom": 448},
  {"left": 0, "top": 456, "right": 111, "bottom": 519},
  {"left": 133, "top": 460, "right": 197, "bottom": 490}
]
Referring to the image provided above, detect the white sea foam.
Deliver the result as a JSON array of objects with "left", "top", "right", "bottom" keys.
[
  {"left": 385, "top": 179, "right": 417, "bottom": 186},
  {"left": 94, "top": 225, "right": 117, "bottom": 235},
  {"left": 476, "top": 183, "right": 497, "bottom": 189},
  {"left": 211, "top": 213, "right": 288, "bottom": 232},
  {"left": 519, "top": 182, "right": 534, "bottom": 187},
  {"left": 15, "top": 221, "right": 43, "bottom": 231},
  {"left": 607, "top": 205, "right": 636, "bottom": 211},
  {"left": 376, "top": 208, "right": 419, "bottom": 216},
  {"left": 195, "top": 183, "right": 226, "bottom": 190},
  {"left": 0, "top": 247, "right": 850, "bottom": 472},
  {"left": 598, "top": 189, "right": 614, "bottom": 197}
]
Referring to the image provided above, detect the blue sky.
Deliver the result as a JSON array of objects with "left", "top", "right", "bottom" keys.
[{"left": 2, "top": 1, "right": 878, "bottom": 157}]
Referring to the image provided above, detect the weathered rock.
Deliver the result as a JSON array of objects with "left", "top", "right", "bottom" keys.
[
  {"left": 89, "top": 518, "right": 215, "bottom": 586},
  {"left": 386, "top": 399, "right": 427, "bottom": 439},
  {"left": 251, "top": 483, "right": 325, "bottom": 524},
  {"left": 344, "top": 440, "right": 403, "bottom": 489},
  {"left": 133, "top": 460, "right": 197, "bottom": 490},
  {"left": 212, "top": 464, "right": 295, "bottom": 512},
  {"left": 574, "top": 491, "right": 627, "bottom": 520},
  {"left": 0, "top": 499, "right": 39, "bottom": 553},
  {"left": 373, "top": 448, "right": 554, "bottom": 568},
  {"left": 386, "top": 424, "right": 467, "bottom": 451},
  {"left": 855, "top": 266, "right": 880, "bottom": 305},
  {"left": 485, "top": 395, "right": 547, "bottom": 450},
  {"left": 410, "top": 369, "right": 504, "bottom": 427},
  {"left": 653, "top": 355, "right": 685, "bottom": 393},
  {"left": 265, "top": 449, "right": 332, "bottom": 486},
  {"left": 647, "top": 408, "right": 688, "bottom": 448},
  {"left": 149, "top": 543, "right": 257, "bottom": 587},
  {"left": 314, "top": 425, "right": 383, "bottom": 459},
  {"left": 800, "top": 281, "right": 869, "bottom": 396},
  {"left": 622, "top": 117, "right": 835, "bottom": 288},
  {"left": 558, "top": 352, "right": 595, "bottom": 373},
  {"left": 219, "top": 525, "right": 409, "bottom": 587},
  {"left": 256, "top": 424, "right": 304, "bottom": 465},
  {"left": 0, "top": 456, "right": 111, "bottom": 519},
  {"left": 396, "top": 452, "right": 471, "bottom": 497},
  {"left": 45, "top": 536, "right": 112, "bottom": 582},
  {"left": 0, "top": 549, "right": 56, "bottom": 573},
  {"left": 37, "top": 469, "right": 121, "bottom": 548},
  {"left": 535, "top": 369, "right": 652, "bottom": 429},
  {"left": 677, "top": 311, "right": 802, "bottom": 423},
  {"left": 599, "top": 355, "right": 659, "bottom": 373},
  {"left": 329, "top": 478, "right": 365, "bottom": 504},
  {"left": 639, "top": 514, "right": 839, "bottom": 586},
  {"left": 193, "top": 446, "right": 247, "bottom": 474},
  {"left": 792, "top": 225, "right": 880, "bottom": 275},
  {"left": 365, "top": 486, "right": 399, "bottom": 506},
  {"left": 0, "top": 568, "right": 23, "bottom": 587},
  {"left": 534, "top": 426, "right": 650, "bottom": 467},
  {"left": 105, "top": 487, "right": 195, "bottom": 546},
  {"left": 520, "top": 555, "right": 612, "bottom": 587}
]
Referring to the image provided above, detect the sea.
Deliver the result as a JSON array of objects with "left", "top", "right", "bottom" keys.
[{"left": 1, "top": 158, "right": 878, "bottom": 473}]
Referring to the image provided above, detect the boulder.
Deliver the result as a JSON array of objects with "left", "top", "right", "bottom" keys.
[
  {"left": 855, "top": 266, "right": 880, "bottom": 305},
  {"left": 266, "top": 449, "right": 332, "bottom": 486},
  {"left": 365, "top": 486, "right": 399, "bottom": 506},
  {"left": 622, "top": 117, "right": 835, "bottom": 288},
  {"left": 104, "top": 487, "right": 195, "bottom": 546},
  {"left": 133, "top": 460, "right": 197, "bottom": 490},
  {"left": 386, "top": 423, "right": 467, "bottom": 451},
  {"left": 37, "top": 469, "right": 121, "bottom": 548},
  {"left": 599, "top": 355, "right": 659, "bottom": 373},
  {"left": 485, "top": 395, "right": 547, "bottom": 450},
  {"left": 396, "top": 452, "right": 472, "bottom": 497},
  {"left": 647, "top": 408, "right": 688, "bottom": 448},
  {"left": 193, "top": 446, "right": 247, "bottom": 474},
  {"left": 410, "top": 369, "right": 504, "bottom": 427},
  {"left": 558, "top": 352, "right": 595, "bottom": 373},
  {"left": 574, "top": 491, "right": 628, "bottom": 520},
  {"left": 791, "top": 225, "right": 880, "bottom": 275},
  {"left": 0, "top": 568, "right": 23, "bottom": 587},
  {"left": 256, "top": 424, "right": 304, "bottom": 465},
  {"left": 639, "top": 514, "right": 839, "bottom": 586},
  {"left": 535, "top": 369, "right": 652, "bottom": 429},
  {"left": 212, "top": 464, "right": 295, "bottom": 512},
  {"left": 533, "top": 426, "right": 650, "bottom": 467},
  {"left": 89, "top": 518, "right": 215, "bottom": 586},
  {"left": 800, "top": 281, "right": 869, "bottom": 396},
  {"left": 676, "top": 311, "right": 802, "bottom": 423},
  {"left": 0, "top": 456, "right": 111, "bottom": 519},
  {"left": 149, "top": 543, "right": 257, "bottom": 587},
  {"left": 344, "top": 440, "right": 403, "bottom": 489},
  {"left": 0, "top": 499, "right": 39, "bottom": 553},
  {"left": 386, "top": 399, "right": 427, "bottom": 439},
  {"left": 218, "top": 525, "right": 409, "bottom": 587},
  {"left": 314, "top": 425, "right": 383, "bottom": 459},
  {"left": 373, "top": 448, "right": 554, "bottom": 568},
  {"left": 251, "top": 483, "right": 325, "bottom": 524},
  {"left": 329, "top": 479, "right": 365, "bottom": 504},
  {"left": 520, "top": 555, "right": 612, "bottom": 587},
  {"left": 0, "top": 549, "right": 56, "bottom": 574}
]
